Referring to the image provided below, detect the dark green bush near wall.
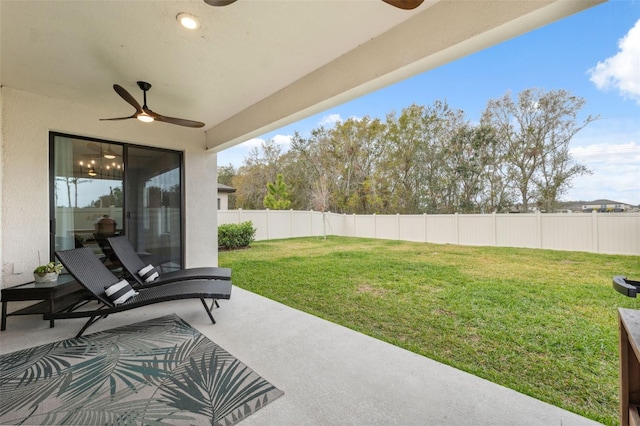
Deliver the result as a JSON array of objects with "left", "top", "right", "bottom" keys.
[{"left": 218, "top": 221, "right": 256, "bottom": 250}]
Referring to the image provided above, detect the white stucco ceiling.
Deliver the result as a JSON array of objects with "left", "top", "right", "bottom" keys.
[{"left": 0, "top": 0, "right": 603, "bottom": 151}]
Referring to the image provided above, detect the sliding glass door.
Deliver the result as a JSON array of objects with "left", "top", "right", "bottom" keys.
[
  {"left": 125, "top": 146, "right": 183, "bottom": 270},
  {"left": 51, "top": 133, "right": 183, "bottom": 269}
]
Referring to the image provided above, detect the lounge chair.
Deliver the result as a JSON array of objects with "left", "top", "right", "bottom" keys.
[
  {"left": 49, "top": 247, "right": 232, "bottom": 337},
  {"left": 107, "top": 236, "right": 232, "bottom": 287},
  {"left": 613, "top": 275, "right": 640, "bottom": 297}
]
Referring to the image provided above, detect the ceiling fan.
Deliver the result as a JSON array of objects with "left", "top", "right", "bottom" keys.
[
  {"left": 100, "top": 81, "right": 205, "bottom": 128},
  {"left": 204, "top": 0, "right": 424, "bottom": 10}
]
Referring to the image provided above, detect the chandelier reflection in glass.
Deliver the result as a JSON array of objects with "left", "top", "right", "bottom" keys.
[
  {"left": 78, "top": 143, "right": 123, "bottom": 179},
  {"left": 79, "top": 159, "right": 123, "bottom": 178}
]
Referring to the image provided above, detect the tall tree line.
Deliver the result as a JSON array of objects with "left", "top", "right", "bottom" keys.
[{"left": 219, "top": 88, "right": 596, "bottom": 214}]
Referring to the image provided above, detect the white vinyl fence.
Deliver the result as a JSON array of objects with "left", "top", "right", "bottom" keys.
[{"left": 218, "top": 210, "right": 640, "bottom": 256}]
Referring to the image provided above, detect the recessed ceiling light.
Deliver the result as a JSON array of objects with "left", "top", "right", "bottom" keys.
[{"left": 177, "top": 13, "right": 200, "bottom": 30}]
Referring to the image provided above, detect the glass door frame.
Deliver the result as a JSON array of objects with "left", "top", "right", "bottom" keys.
[{"left": 48, "top": 132, "right": 185, "bottom": 265}]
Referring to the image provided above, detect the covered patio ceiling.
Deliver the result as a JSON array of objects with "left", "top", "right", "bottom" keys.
[{"left": 1, "top": 0, "right": 603, "bottom": 152}]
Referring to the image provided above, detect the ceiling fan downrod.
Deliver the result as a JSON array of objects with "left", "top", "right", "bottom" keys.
[
  {"left": 136, "top": 81, "right": 154, "bottom": 123},
  {"left": 137, "top": 81, "right": 152, "bottom": 108}
]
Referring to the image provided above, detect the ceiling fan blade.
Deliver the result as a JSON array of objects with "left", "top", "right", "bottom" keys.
[
  {"left": 99, "top": 113, "right": 137, "bottom": 121},
  {"left": 382, "top": 0, "right": 424, "bottom": 10},
  {"left": 146, "top": 109, "right": 205, "bottom": 128},
  {"left": 204, "top": 0, "right": 237, "bottom": 6},
  {"left": 113, "top": 84, "right": 143, "bottom": 113}
]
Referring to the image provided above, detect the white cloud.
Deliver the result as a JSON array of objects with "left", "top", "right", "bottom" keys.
[
  {"left": 588, "top": 19, "right": 640, "bottom": 104},
  {"left": 571, "top": 142, "right": 640, "bottom": 163},
  {"left": 271, "top": 134, "right": 293, "bottom": 146},
  {"left": 217, "top": 134, "right": 294, "bottom": 169},
  {"left": 235, "top": 134, "right": 291, "bottom": 148},
  {"left": 318, "top": 113, "right": 342, "bottom": 126},
  {"left": 241, "top": 137, "right": 266, "bottom": 148},
  {"left": 566, "top": 142, "right": 640, "bottom": 204}
]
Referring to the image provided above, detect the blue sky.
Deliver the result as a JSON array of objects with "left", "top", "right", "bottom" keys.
[{"left": 219, "top": 1, "right": 640, "bottom": 205}]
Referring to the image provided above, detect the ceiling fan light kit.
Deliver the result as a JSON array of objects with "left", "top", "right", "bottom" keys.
[
  {"left": 137, "top": 112, "right": 154, "bottom": 123},
  {"left": 176, "top": 13, "right": 200, "bottom": 30}
]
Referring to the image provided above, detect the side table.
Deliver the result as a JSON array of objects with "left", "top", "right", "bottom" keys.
[{"left": 1, "top": 274, "right": 87, "bottom": 330}]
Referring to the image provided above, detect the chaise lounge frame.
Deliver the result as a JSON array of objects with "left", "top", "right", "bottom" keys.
[
  {"left": 107, "top": 235, "right": 232, "bottom": 286},
  {"left": 50, "top": 247, "right": 232, "bottom": 337}
]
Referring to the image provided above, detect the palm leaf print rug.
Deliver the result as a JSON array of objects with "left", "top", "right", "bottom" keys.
[{"left": 0, "top": 314, "right": 283, "bottom": 425}]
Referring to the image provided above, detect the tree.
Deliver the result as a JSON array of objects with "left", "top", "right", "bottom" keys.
[
  {"left": 232, "top": 139, "right": 285, "bottom": 209},
  {"left": 482, "top": 88, "right": 595, "bottom": 212},
  {"left": 218, "top": 165, "right": 237, "bottom": 209},
  {"left": 90, "top": 186, "right": 123, "bottom": 208},
  {"left": 290, "top": 117, "right": 387, "bottom": 214},
  {"left": 263, "top": 174, "right": 292, "bottom": 210},
  {"left": 441, "top": 121, "right": 494, "bottom": 213},
  {"left": 217, "top": 164, "right": 236, "bottom": 186},
  {"left": 290, "top": 128, "right": 335, "bottom": 212},
  {"left": 331, "top": 117, "right": 386, "bottom": 213},
  {"left": 227, "top": 88, "right": 595, "bottom": 215},
  {"left": 380, "top": 102, "right": 454, "bottom": 213}
]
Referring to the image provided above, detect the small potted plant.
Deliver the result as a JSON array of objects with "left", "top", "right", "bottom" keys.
[{"left": 33, "top": 262, "right": 63, "bottom": 283}]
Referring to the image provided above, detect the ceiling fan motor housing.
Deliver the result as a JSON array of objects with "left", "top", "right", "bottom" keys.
[{"left": 137, "top": 81, "right": 152, "bottom": 91}]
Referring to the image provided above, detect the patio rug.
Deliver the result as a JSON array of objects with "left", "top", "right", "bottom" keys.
[{"left": 0, "top": 314, "right": 283, "bottom": 425}]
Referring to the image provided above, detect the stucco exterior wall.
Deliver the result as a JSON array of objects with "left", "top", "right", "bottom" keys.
[{"left": 1, "top": 87, "right": 219, "bottom": 288}]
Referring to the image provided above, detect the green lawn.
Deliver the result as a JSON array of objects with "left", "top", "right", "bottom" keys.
[{"left": 219, "top": 236, "right": 640, "bottom": 425}]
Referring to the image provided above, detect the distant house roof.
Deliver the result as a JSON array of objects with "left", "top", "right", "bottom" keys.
[
  {"left": 582, "top": 199, "right": 629, "bottom": 205},
  {"left": 582, "top": 199, "right": 630, "bottom": 206},
  {"left": 217, "top": 183, "right": 236, "bottom": 194}
]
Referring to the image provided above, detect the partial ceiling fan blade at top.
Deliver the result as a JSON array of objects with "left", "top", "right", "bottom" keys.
[
  {"left": 146, "top": 109, "right": 205, "bottom": 128},
  {"left": 99, "top": 113, "right": 137, "bottom": 121},
  {"left": 204, "top": 0, "right": 237, "bottom": 6},
  {"left": 204, "top": 0, "right": 423, "bottom": 9},
  {"left": 382, "top": 0, "right": 424, "bottom": 10},
  {"left": 113, "top": 84, "right": 143, "bottom": 113}
]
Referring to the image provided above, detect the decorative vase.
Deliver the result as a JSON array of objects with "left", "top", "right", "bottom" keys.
[{"left": 34, "top": 272, "right": 59, "bottom": 283}]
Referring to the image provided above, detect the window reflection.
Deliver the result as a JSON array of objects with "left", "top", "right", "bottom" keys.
[
  {"left": 53, "top": 136, "right": 124, "bottom": 268},
  {"left": 52, "top": 134, "right": 183, "bottom": 270}
]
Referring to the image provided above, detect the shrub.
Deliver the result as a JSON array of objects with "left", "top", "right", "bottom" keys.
[{"left": 218, "top": 221, "right": 256, "bottom": 250}]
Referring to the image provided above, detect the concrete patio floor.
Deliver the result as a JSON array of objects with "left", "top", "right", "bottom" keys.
[{"left": 1, "top": 286, "right": 601, "bottom": 425}]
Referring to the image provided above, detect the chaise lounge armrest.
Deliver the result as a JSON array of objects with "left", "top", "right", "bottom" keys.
[{"left": 613, "top": 276, "right": 640, "bottom": 298}]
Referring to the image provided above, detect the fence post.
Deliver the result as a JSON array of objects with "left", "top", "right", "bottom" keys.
[
  {"left": 373, "top": 213, "right": 377, "bottom": 239},
  {"left": 353, "top": 213, "right": 357, "bottom": 237},
  {"left": 424, "top": 213, "right": 428, "bottom": 243},
  {"left": 266, "top": 209, "right": 270, "bottom": 240},
  {"left": 455, "top": 213, "right": 460, "bottom": 245},
  {"left": 492, "top": 211, "right": 497, "bottom": 246},
  {"left": 592, "top": 210, "right": 599, "bottom": 253},
  {"left": 536, "top": 211, "right": 542, "bottom": 248}
]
